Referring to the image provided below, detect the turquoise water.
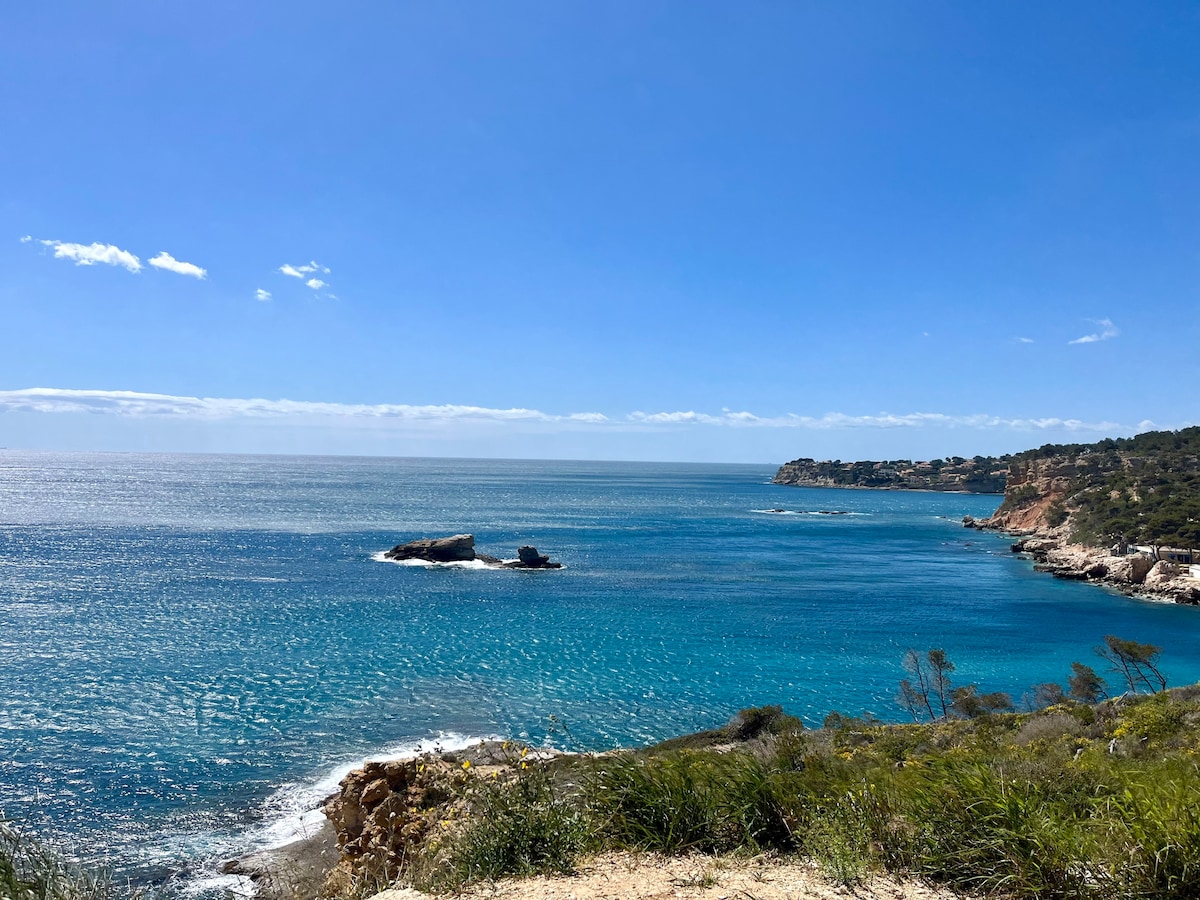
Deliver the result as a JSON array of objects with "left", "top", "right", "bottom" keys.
[{"left": 2, "top": 451, "right": 1199, "bottom": 887}]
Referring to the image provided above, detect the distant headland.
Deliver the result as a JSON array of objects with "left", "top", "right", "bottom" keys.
[
  {"left": 773, "top": 454, "right": 1009, "bottom": 493},
  {"left": 776, "top": 427, "right": 1200, "bottom": 604}
]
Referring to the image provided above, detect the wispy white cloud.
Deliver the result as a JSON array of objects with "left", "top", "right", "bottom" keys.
[
  {"left": 626, "top": 409, "right": 1131, "bottom": 432},
  {"left": 38, "top": 240, "right": 142, "bottom": 273},
  {"left": 280, "top": 260, "right": 330, "bottom": 278},
  {"left": 19, "top": 235, "right": 32, "bottom": 243},
  {"left": 148, "top": 251, "right": 207, "bottom": 279},
  {"left": 279, "top": 260, "right": 336, "bottom": 295},
  {"left": 1069, "top": 318, "right": 1119, "bottom": 345},
  {"left": 0, "top": 388, "right": 1137, "bottom": 436},
  {"left": 1017, "top": 337, "right": 1035, "bottom": 344},
  {"left": 256, "top": 289, "right": 272, "bottom": 302}
]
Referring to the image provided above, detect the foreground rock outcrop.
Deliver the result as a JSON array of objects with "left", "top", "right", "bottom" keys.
[
  {"left": 384, "top": 535, "right": 562, "bottom": 569},
  {"left": 321, "top": 755, "right": 471, "bottom": 894}
]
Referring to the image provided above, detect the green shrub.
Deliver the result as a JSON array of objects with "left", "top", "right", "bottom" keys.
[
  {"left": 1111, "top": 694, "right": 1187, "bottom": 751},
  {"left": 730, "top": 705, "right": 803, "bottom": 740}
]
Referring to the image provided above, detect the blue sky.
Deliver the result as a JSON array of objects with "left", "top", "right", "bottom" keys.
[{"left": 2, "top": 2, "right": 1197, "bottom": 462}]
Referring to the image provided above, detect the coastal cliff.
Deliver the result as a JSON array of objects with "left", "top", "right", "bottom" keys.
[
  {"left": 966, "top": 428, "right": 1200, "bottom": 604},
  {"left": 773, "top": 455, "right": 1007, "bottom": 493},
  {"left": 979, "top": 429, "right": 1200, "bottom": 547}
]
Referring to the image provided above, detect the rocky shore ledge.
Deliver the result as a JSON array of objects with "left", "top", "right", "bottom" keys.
[
  {"left": 963, "top": 518, "right": 1200, "bottom": 605},
  {"left": 383, "top": 534, "right": 563, "bottom": 569}
]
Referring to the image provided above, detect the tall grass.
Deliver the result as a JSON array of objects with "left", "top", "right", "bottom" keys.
[
  {"left": 588, "top": 750, "right": 791, "bottom": 854},
  {"left": 0, "top": 821, "right": 113, "bottom": 900}
]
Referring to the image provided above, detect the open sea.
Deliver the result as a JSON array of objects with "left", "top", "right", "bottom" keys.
[{"left": 2, "top": 451, "right": 1199, "bottom": 890}]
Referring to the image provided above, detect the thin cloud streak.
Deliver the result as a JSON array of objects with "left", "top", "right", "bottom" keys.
[
  {"left": 1069, "top": 318, "right": 1119, "bottom": 345},
  {"left": 148, "top": 251, "right": 207, "bottom": 279},
  {"left": 0, "top": 388, "right": 1136, "bottom": 434}
]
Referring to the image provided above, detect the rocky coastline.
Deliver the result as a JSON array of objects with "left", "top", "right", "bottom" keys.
[
  {"left": 957, "top": 439, "right": 1200, "bottom": 606},
  {"left": 962, "top": 518, "right": 1200, "bottom": 605}
]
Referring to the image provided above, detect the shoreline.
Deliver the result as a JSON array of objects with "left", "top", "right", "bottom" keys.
[
  {"left": 212, "top": 733, "right": 500, "bottom": 899},
  {"left": 963, "top": 519, "right": 1200, "bottom": 606}
]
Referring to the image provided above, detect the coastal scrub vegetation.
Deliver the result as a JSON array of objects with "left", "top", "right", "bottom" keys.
[
  {"left": 392, "top": 670, "right": 1200, "bottom": 900},
  {"left": 895, "top": 637, "right": 1167, "bottom": 725}
]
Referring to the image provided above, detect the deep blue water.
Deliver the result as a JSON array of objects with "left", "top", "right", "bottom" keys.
[{"left": 2, "top": 451, "right": 1199, "bottom": 887}]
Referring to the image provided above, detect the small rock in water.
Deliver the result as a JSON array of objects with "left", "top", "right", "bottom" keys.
[{"left": 502, "top": 545, "right": 563, "bottom": 569}]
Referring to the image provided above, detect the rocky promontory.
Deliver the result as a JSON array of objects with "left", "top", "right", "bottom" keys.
[
  {"left": 383, "top": 534, "right": 563, "bottom": 569},
  {"left": 773, "top": 455, "right": 1007, "bottom": 493}
]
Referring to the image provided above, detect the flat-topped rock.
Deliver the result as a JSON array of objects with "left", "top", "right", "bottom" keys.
[{"left": 384, "top": 534, "right": 477, "bottom": 563}]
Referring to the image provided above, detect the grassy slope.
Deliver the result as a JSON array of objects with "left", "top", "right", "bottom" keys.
[{"left": 415, "top": 696, "right": 1200, "bottom": 899}]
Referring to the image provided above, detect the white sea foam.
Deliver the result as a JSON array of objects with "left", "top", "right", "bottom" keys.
[
  {"left": 179, "top": 732, "right": 501, "bottom": 897},
  {"left": 751, "top": 508, "right": 864, "bottom": 517},
  {"left": 181, "top": 872, "right": 255, "bottom": 897},
  {"left": 252, "top": 731, "right": 498, "bottom": 851},
  {"left": 370, "top": 551, "right": 508, "bottom": 569}
]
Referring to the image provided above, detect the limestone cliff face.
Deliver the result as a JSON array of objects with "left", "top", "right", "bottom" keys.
[{"left": 981, "top": 455, "right": 1086, "bottom": 534}]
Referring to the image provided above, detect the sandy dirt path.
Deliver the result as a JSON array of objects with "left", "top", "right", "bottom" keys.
[{"left": 371, "top": 852, "right": 960, "bottom": 900}]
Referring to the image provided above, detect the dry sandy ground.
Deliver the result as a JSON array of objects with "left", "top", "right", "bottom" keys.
[{"left": 370, "top": 852, "right": 960, "bottom": 900}]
